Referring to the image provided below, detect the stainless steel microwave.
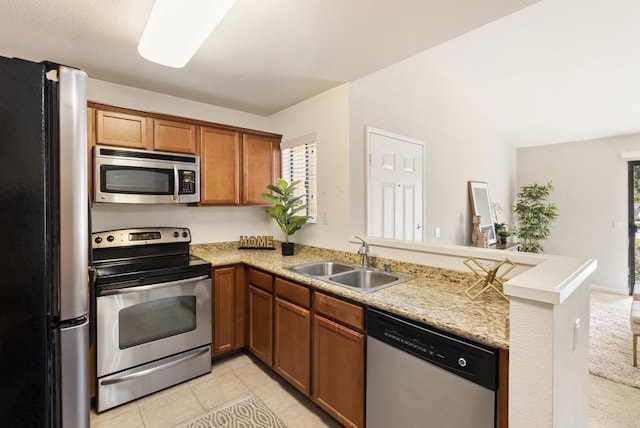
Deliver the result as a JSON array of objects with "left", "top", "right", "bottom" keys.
[{"left": 94, "top": 145, "right": 200, "bottom": 204}]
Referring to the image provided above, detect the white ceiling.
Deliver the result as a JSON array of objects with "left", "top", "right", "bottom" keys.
[
  {"left": 426, "top": 0, "right": 640, "bottom": 147},
  {"left": 1, "top": 0, "right": 638, "bottom": 147}
]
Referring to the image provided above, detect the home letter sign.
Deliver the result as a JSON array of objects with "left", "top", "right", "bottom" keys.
[{"left": 239, "top": 235, "right": 275, "bottom": 250}]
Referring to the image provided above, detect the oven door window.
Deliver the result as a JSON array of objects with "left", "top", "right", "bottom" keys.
[
  {"left": 118, "top": 296, "right": 196, "bottom": 349},
  {"left": 101, "top": 165, "right": 175, "bottom": 195}
]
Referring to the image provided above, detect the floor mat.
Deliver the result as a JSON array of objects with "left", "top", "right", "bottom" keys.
[{"left": 182, "top": 395, "right": 287, "bottom": 428}]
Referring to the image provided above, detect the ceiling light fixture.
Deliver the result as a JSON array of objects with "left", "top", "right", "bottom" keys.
[{"left": 138, "top": 0, "right": 238, "bottom": 68}]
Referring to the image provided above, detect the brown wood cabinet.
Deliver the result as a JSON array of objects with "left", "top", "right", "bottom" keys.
[
  {"left": 312, "top": 292, "right": 365, "bottom": 428},
  {"left": 199, "top": 130, "right": 281, "bottom": 205},
  {"left": 88, "top": 103, "right": 282, "bottom": 206},
  {"left": 247, "top": 269, "right": 274, "bottom": 365},
  {"left": 312, "top": 313, "right": 365, "bottom": 428},
  {"left": 94, "top": 110, "right": 196, "bottom": 154},
  {"left": 95, "top": 109, "right": 152, "bottom": 150},
  {"left": 212, "top": 266, "right": 245, "bottom": 357},
  {"left": 153, "top": 119, "right": 196, "bottom": 154},
  {"left": 199, "top": 127, "right": 241, "bottom": 204},
  {"left": 273, "top": 278, "right": 311, "bottom": 396},
  {"left": 242, "top": 134, "right": 280, "bottom": 205}
]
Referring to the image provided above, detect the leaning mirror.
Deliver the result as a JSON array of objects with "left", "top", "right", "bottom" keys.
[{"left": 468, "top": 181, "right": 496, "bottom": 245}]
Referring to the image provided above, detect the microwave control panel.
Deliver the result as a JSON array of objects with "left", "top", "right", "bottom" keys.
[{"left": 179, "top": 170, "right": 196, "bottom": 194}]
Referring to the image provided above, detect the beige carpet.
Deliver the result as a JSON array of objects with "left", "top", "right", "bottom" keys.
[
  {"left": 182, "top": 395, "right": 287, "bottom": 428},
  {"left": 590, "top": 291, "right": 640, "bottom": 389}
]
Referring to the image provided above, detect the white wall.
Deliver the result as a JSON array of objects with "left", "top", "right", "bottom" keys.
[
  {"left": 88, "top": 78, "right": 274, "bottom": 242},
  {"left": 263, "top": 47, "right": 519, "bottom": 267},
  {"left": 267, "top": 84, "right": 352, "bottom": 250},
  {"left": 508, "top": 279, "right": 591, "bottom": 427},
  {"left": 348, "top": 48, "right": 517, "bottom": 260},
  {"left": 88, "top": 53, "right": 520, "bottom": 265},
  {"left": 88, "top": 78, "right": 268, "bottom": 130},
  {"left": 517, "top": 134, "right": 640, "bottom": 294}
]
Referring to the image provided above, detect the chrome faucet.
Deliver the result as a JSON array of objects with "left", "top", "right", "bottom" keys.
[{"left": 355, "top": 236, "right": 370, "bottom": 268}]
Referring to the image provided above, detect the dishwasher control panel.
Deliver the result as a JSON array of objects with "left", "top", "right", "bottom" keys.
[{"left": 367, "top": 308, "right": 498, "bottom": 390}]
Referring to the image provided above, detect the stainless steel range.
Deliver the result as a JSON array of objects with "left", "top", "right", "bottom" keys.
[{"left": 92, "top": 227, "right": 212, "bottom": 412}]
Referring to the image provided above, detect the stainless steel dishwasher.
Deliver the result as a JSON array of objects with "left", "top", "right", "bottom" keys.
[{"left": 366, "top": 308, "right": 498, "bottom": 428}]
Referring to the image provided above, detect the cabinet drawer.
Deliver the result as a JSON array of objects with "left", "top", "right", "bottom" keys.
[
  {"left": 314, "top": 292, "right": 364, "bottom": 331},
  {"left": 249, "top": 268, "right": 273, "bottom": 292},
  {"left": 275, "top": 278, "right": 310, "bottom": 309}
]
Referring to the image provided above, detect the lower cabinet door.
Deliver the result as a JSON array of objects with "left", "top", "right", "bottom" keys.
[
  {"left": 312, "top": 314, "right": 365, "bottom": 428},
  {"left": 274, "top": 297, "right": 311, "bottom": 396},
  {"left": 213, "top": 267, "right": 236, "bottom": 356},
  {"left": 248, "top": 285, "right": 273, "bottom": 365}
]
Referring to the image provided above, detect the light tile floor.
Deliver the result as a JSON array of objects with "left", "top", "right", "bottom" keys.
[
  {"left": 91, "top": 349, "right": 639, "bottom": 427},
  {"left": 90, "top": 353, "right": 340, "bottom": 428}
]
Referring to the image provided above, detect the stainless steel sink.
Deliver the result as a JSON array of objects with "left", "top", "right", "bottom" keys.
[
  {"left": 328, "top": 270, "right": 400, "bottom": 291},
  {"left": 288, "top": 261, "right": 413, "bottom": 293},
  {"left": 291, "top": 261, "right": 354, "bottom": 276}
]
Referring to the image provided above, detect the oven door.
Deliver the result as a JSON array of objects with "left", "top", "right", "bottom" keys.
[{"left": 96, "top": 274, "right": 211, "bottom": 378}]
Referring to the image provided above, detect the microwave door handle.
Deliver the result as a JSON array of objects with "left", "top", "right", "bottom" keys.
[{"left": 173, "top": 166, "right": 179, "bottom": 201}]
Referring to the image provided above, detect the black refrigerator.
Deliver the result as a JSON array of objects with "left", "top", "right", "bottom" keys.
[{"left": 0, "top": 57, "right": 90, "bottom": 427}]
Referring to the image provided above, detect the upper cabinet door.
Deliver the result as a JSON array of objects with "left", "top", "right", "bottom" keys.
[
  {"left": 199, "top": 127, "right": 241, "bottom": 205},
  {"left": 242, "top": 134, "right": 280, "bottom": 205},
  {"left": 95, "top": 110, "right": 153, "bottom": 150},
  {"left": 153, "top": 119, "right": 197, "bottom": 154}
]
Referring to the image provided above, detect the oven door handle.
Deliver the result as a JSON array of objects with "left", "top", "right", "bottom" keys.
[
  {"left": 100, "top": 346, "right": 210, "bottom": 386},
  {"left": 100, "top": 274, "right": 210, "bottom": 295}
]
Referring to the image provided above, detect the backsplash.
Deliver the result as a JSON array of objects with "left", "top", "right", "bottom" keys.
[{"left": 191, "top": 240, "right": 478, "bottom": 286}]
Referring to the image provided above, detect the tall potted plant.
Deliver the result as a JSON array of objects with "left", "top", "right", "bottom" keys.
[
  {"left": 513, "top": 181, "right": 558, "bottom": 253},
  {"left": 262, "top": 178, "right": 310, "bottom": 256}
]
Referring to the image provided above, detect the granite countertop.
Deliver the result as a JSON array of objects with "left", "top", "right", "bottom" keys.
[{"left": 190, "top": 242, "right": 510, "bottom": 349}]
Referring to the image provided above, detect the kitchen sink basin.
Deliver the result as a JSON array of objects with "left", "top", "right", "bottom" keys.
[
  {"left": 328, "top": 270, "right": 400, "bottom": 291},
  {"left": 288, "top": 261, "right": 413, "bottom": 293},
  {"left": 291, "top": 261, "right": 354, "bottom": 276}
]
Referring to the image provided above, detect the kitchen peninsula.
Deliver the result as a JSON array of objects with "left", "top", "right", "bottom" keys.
[
  {"left": 191, "top": 240, "right": 595, "bottom": 428},
  {"left": 191, "top": 241, "right": 511, "bottom": 349}
]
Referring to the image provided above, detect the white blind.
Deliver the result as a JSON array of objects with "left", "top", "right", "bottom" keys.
[{"left": 281, "top": 133, "right": 317, "bottom": 222}]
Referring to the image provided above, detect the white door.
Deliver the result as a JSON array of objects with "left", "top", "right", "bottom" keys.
[{"left": 367, "top": 127, "right": 424, "bottom": 241}]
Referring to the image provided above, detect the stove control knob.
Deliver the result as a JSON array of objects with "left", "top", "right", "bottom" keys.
[
  {"left": 107, "top": 235, "right": 114, "bottom": 242},
  {"left": 182, "top": 231, "right": 188, "bottom": 238},
  {"left": 94, "top": 237, "right": 102, "bottom": 244},
  {"left": 173, "top": 231, "right": 179, "bottom": 238}
]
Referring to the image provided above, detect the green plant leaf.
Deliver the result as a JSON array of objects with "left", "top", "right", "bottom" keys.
[
  {"left": 262, "top": 178, "right": 311, "bottom": 242},
  {"left": 513, "top": 181, "right": 558, "bottom": 253}
]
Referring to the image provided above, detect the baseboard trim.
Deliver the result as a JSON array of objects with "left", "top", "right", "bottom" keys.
[{"left": 590, "top": 284, "right": 629, "bottom": 295}]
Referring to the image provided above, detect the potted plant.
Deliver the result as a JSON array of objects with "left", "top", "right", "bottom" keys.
[
  {"left": 513, "top": 181, "right": 558, "bottom": 253},
  {"left": 262, "top": 178, "right": 310, "bottom": 256},
  {"left": 497, "top": 229, "right": 511, "bottom": 245},
  {"left": 494, "top": 222, "right": 511, "bottom": 245}
]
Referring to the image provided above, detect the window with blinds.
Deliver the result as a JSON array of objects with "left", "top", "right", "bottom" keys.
[{"left": 281, "top": 133, "right": 317, "bottom": 223}]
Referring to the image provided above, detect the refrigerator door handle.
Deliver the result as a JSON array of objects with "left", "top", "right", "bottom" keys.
[
  {"left": 60, "top": 317, "right": 90, "bottom": 428},
  {"left": 58, "top": 65, "right": 89, "bottom": 321}
]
